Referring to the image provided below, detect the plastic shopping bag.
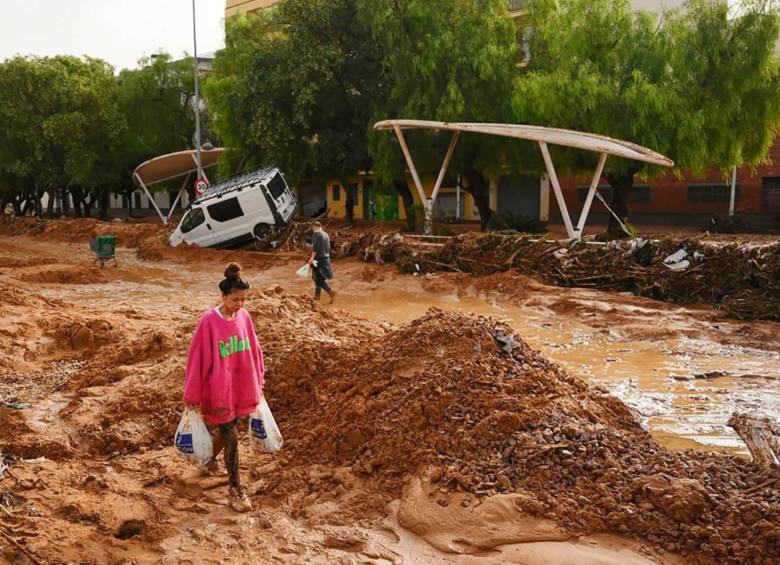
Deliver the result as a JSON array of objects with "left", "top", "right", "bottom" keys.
[
  {"left": 296, "top": 264, "right": 310, "bottom": 278},
  {"left": 174, "top": 408, "right": 213, "bottom": 467},
  {"left": 248, "top": 398, "right": 283, "bottom": 453}
]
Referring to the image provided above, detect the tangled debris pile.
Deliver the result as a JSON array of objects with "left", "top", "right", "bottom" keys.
[
  {"left": 362, "top": 233, "right": 780, "bottom": 321},
  {"left": 277, "top": 309, "right": 779, "bottom": 563}
]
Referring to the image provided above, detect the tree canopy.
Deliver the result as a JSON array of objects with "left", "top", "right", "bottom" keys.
[
  {"left": 514, "top": 0, "right": 780, "bottom": 235},
  {"left": 0, "top": 53, "right": 201, "bottom": 218},
  {"left": 361, "top": 0, "right": 521, "bottom": 229},
  {"left": 205, "top": 0, "right": 383, "bottom": 223}
]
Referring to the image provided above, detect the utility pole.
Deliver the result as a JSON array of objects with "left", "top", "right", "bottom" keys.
[{"left": 192, "top": 0, "right": 204, "bottom": 180}]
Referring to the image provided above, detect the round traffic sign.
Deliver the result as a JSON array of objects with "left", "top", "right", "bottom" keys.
[{"left": 194, "top": 177, "right": 209, "bottom": 196}]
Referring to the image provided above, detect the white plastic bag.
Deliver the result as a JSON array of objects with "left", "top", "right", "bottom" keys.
[
  {"left": 174, "top": 408, "right": 213, "bottom": 467},
  {"left": 296, "top": 264, "right": 310, "bottom": 278},
  {"left": 248, "top": 398, "right": 283, "bottom": 453}
]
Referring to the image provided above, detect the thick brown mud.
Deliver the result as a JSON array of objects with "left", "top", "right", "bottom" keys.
[{"left": 0, "top": 222, "right": 779, "bottom": 563}]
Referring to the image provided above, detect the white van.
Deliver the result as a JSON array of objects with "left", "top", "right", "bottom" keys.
[{"left": 169, "top": 167, "right": 297, "bottom": 248}]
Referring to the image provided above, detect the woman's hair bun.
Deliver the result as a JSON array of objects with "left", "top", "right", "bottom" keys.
[{"left": 224, "top": 262, "right": 242, "bottom": 280}]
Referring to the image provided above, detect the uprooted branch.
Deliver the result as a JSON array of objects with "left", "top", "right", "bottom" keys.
[{"left": 728, "top": 412, "right": 780, "bottom": 470}]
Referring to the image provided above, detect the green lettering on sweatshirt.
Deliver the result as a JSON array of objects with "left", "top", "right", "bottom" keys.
[{"left": 218, "top": 336, "right": 252, "bottom": 359}]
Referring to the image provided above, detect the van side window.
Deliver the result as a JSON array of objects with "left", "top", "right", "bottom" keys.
[
  {"left": 181, "top": 208, "right": 205, "bottom": 233},
  {"left": 266, "top": 174, "right": 287, "bottom": 199},
  {"left": 207, "top": 197, "right": 244, "bottom": 222}
]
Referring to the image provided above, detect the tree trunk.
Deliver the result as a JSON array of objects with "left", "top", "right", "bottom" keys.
[
  {"left": 60, "top": 189, "right": 70, "bottom": 216},
  {"left": 393, "top": 180, "right": 417, "bottom": 232},
  {"left": 127, "top": 189, "right": 134, "bottom": 218},
  {"left": 11, "top": 197, "right": 22, "bottom": 216},
  {"left": 46, "top": 189, "right": 56, "bottom": 217},
  {"left": 99, "top": 192, "right": 110, "bottom": 220},
  {"left": 71, "top": 188, "right": 84, "bottom": 218},
  {"left": 605, "top": 164, "right": 642, "bottom": 239},
  {"left": 461, "top": 170, "right": 494, "bottom": 231},
  {"left": 341, "top": 178, "right": 355, "bottom": 225}
]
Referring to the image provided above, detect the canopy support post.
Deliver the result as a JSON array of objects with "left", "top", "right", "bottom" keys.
[
  {"left": 574, "top": 152, "right": 608, "bottom": 239},
  {"left": 431, "top": 131, "right": 460, "bottom": 203},
  {"left": 133, "top": 173, "right": 167, "bottom": 225},
  {"left": 393, "top": 124, "right": 432, "bottom": 234},
  {"left": 190, "top": 153, "right": 209, "bottom": 183},
  {"left": 539, "top": 141, "right": 575, "bottom": 240},
  {"left": 166, "top": 173, "right": 191, "bottom": 224}
]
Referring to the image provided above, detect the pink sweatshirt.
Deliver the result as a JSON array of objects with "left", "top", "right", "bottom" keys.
[{"left": 183, "top": 308, "right": 265, "bottom": 424}]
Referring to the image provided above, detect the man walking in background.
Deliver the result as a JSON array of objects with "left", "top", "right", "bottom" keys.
[{"left": 308, "top": 221, "right": 337, "bottom": 303}]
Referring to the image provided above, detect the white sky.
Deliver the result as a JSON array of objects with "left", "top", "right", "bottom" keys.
[{"left": 0, "top": 0, "right": 226, "bottom": 72}]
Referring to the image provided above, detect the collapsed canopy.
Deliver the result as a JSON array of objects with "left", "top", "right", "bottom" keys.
[{"left": 132, "top": 148, "right": 224, "bottom": 187}]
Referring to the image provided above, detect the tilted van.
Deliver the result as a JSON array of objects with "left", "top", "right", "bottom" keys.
[{"left": 169, "top": 167, "right": 297, "bottom": 248}]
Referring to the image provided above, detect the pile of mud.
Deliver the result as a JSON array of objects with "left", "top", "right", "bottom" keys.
[
  {"left": 2, "top": 268, "right": 778, "bottom": 561},
  {"left": 1, "top": 216, "right": 166, "bottom": 248},
  {"left": 275, "top": 309, "right": 779, "bottom": 563},
  {"left": 363, "top": 233, "right": 780, "bottom": 322}
]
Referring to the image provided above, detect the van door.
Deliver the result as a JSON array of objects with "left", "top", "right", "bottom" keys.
[
  {"left": 179, "top": 207, "right": 215, "bottom": 246},
  {"left": 265, "top": 172, "right": 297, "bottom": 222},
  {"left": 242, "top": 186, "right": 276, "bottom": 235},
  {"left": 206, "top": 196, "right": 249, "bottom": 246}
]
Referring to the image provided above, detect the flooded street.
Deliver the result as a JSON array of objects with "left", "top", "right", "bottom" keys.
[
  {"left": 13, "top": 236, "right": 779, "bottom": 454},
  {"left": 2, "top": 224, "right": 779, "bottom": 564}
]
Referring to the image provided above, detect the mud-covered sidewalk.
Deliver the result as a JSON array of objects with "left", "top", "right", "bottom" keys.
[{"left": 0, "top": 219, "right": 778, "bottom": 563}]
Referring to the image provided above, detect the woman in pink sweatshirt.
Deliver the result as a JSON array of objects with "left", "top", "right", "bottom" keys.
[{"left": 183, "top": 262, "right": 265, "bottom": 512}]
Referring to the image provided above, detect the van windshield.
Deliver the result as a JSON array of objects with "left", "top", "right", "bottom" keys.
[
  {"left": 266, "top": 173, "right": 288, "bottom": 199},
  {"left": 180, "top": 208, "right": 205, "bottom": 233}
]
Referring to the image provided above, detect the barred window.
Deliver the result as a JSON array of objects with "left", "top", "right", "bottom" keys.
[{"left": 687, "top": 183, "right": 737, "bottom": 203}]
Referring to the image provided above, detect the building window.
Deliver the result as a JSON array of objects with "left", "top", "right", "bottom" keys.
[
  {"left": 332, "top": 185, "right": 341, "bottom": 202},
  {"left": 576, "top": 184, "right": 651, "bottom": 204},
  {"left": 687, "top": 183, "right": 737, "bottom": 203}
]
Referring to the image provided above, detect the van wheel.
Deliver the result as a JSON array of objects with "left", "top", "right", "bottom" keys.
[{"left": 253, "top": 223, "right": 271, "bottom": 238}]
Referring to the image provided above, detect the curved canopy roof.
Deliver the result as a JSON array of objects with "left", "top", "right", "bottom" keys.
[
  {"left": 132, "top": 148, "right": 225, "bottom": 186},
  {"left": 373, "top": 120, "right": 674, "bottom": 167}
]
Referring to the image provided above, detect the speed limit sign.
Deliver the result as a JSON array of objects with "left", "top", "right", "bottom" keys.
[{"left": 194, "top": 177, "right": 209, "bottom": 196}]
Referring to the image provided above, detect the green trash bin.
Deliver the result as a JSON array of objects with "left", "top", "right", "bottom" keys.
[{"left": 90, "top": 235, "right": 118, "bottom": 267}]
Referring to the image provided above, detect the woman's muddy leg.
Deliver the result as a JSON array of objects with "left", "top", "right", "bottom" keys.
[
  {"left": 211, "top": 429, "right": 225, "bottom": 461},
  {"left": 219, "top": 420, "right": 240, "bottom": 489}
]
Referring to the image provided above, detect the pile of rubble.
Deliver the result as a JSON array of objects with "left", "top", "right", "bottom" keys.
[
  {"left": 277, "top": 309, "right": 779, "bottom": 562},
  {"left": 361, "top": 233, "right": 780, "bottom": 321}
]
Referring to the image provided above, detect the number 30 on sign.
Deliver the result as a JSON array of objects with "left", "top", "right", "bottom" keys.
[{"left": 194, "top": 177, "right": 209, "bottom": 196}]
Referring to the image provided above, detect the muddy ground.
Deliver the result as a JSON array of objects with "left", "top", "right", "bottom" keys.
[{"left": 0, "top": 219, "right": 778, "bottom": 564}]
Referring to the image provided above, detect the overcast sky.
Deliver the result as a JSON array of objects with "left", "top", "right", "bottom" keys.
[{"left": 0, "top": 0, "right": 226, "bottom": 72}]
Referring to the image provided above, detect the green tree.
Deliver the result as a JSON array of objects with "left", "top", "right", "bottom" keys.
[
  {"left": 360, "top": 0, "right": 521, "bottom": 230},
  {"left": 514, "top": 0, "right": 780, "bottom": 237},
  {"left": 0, "top": 55, "right": 125, "bottom": 218},
  {"left": 205, "top": 1, "right": 384, "bottom": 224},
  {"left": 116, "top": 53, "right": 199, "bottom": 215}
]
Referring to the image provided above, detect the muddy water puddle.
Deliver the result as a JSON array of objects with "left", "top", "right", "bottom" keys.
[{"left": 15, "top": 239, "right": 779, "bottom": 453}]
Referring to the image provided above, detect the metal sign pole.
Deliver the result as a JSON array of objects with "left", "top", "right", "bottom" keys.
[{"left": 192, "top": 0, "right": 204, "bottom": 181}]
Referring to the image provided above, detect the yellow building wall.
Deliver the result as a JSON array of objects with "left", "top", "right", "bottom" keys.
[
  {"left": 225, "top": 0, "right": 278, "bottom": 18},
  {"left": 309, "top": 176, "right": 482, "bottom": 222}
]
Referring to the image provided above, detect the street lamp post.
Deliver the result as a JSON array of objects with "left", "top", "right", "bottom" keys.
[{"left": 191, "top": 0, "right": 204, "bottom": 181}]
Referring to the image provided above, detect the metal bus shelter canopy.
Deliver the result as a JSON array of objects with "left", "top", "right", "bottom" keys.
[
  {"left": 373, "top": 120, "right": 674, "bottom": 238},
  {"left": 131, "top": 147, "right": 224, "bottom": 224}
]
